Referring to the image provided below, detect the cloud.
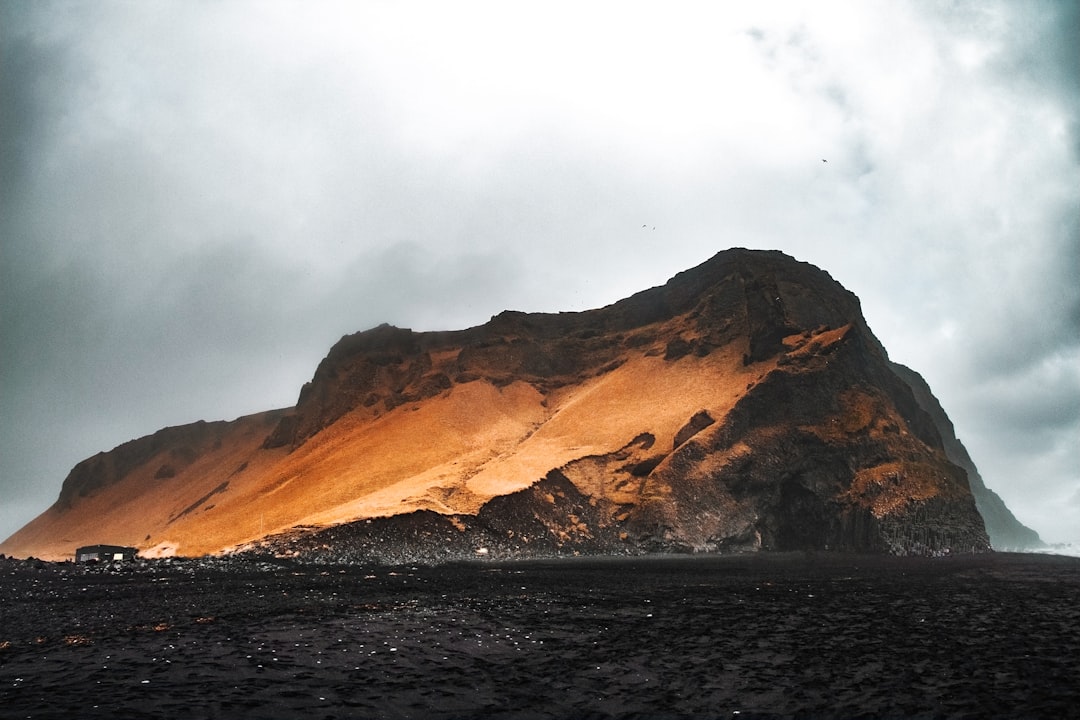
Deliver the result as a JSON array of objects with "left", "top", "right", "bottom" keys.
[{"left": 2, "top": 1, "right": 1077, "bottom": 545}]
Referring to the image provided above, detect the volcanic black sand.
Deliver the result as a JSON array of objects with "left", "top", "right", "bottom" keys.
[{"left": 2, "top": 552, "right": 1079, "bottom": 719}]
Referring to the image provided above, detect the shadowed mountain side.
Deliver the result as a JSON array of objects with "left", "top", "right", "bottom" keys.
[
  {"left": 889, "top": 363, "right": 1043, "bottom": 550},
  {"left": 1, "top": 249, "right": 997, "bottom": 560}
]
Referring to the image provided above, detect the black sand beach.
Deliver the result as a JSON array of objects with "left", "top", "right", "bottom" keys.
[{"left": 2, "top": 552, "right": 1079, "bottom": 719}]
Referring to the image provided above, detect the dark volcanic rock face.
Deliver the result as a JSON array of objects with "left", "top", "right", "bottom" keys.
[
  {"left": 890, "top": 363, "right": 1043, "bottom": 550},
  {"left": 603, "top": 322, "right": 986, "bottom": 556}
]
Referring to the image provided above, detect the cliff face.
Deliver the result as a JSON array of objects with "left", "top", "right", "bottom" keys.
[
  {"left": 888, "top": 363, "right": 1043, "bottom": 550},
  {"left": 1, "top": 249, "right": 996, "bottom": 561}
]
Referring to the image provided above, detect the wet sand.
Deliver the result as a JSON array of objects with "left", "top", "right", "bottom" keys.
[{"left": 2, "top": 552, "right": 1079, "bottom": 719}]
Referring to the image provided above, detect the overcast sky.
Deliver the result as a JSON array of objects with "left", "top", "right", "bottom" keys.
[{"left": 2, "top": 1, "right": 1078, "bottom": 547}]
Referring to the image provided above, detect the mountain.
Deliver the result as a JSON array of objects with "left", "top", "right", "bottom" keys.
[{"left": 1, "top": 249, "right": 1037, "bottom": 562}]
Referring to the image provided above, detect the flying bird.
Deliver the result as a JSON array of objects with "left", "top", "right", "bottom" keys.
[{"left": 822, "top": 158, "right": 827, "bottom": 163}]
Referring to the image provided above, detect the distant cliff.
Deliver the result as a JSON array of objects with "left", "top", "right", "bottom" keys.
[
  {"left": 3, "top": 249, "right": 1005, "bottom": 561},
  {"left": 889, "top": 363, "right": 1042, "bottom": 550}
]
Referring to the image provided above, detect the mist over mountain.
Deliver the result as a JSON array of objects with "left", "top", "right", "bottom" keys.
[{"left": 0, "top": 249, "right": 1038, "bottom": 561}]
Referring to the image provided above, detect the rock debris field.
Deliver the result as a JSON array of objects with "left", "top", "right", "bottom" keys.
[{"left": 2, "top": 551, "right": 1079, "bottom": 719}]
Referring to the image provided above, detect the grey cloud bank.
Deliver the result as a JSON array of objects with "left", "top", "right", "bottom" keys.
[{"left": 2, "top": 1, "right": 1077, "bottom": 547}]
